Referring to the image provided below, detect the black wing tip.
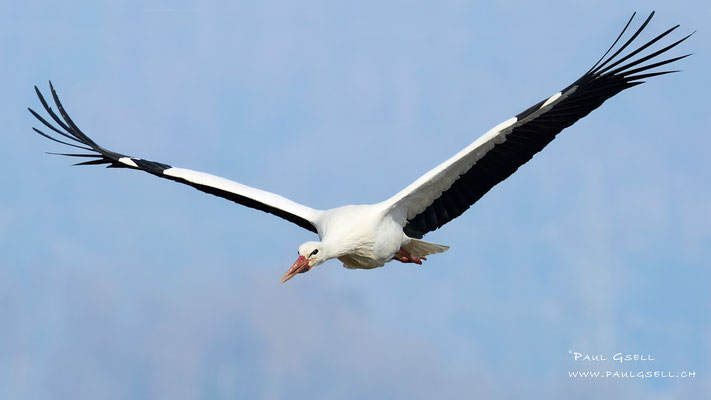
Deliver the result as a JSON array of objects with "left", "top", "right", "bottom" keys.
[
  {"left": 30, "top": 83, "right": 162, "bottom": 172},
  {"left": 30, "top": 82, "right": 112, "bottom": 164},
  {"left": 34, "top": 81, "right": 57, "bottom": 97},
  {"left": 587, "top": 12, "right": 692, "bottom": 82},
  {"left": 72, "top": 158, "right": 112, "bottom": 167},
  {"left": 45, "top": 152, "right": 96, "bottom": 157},
  {"left": 681, "top": 31, "right": 696, "bottom": 42}
]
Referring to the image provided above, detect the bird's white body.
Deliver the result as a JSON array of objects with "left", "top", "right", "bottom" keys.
[
  {"left": 29, "top": 12, "right": 690, "bottom": 282},
  {"left": 316, "top": 204, "right": 402, "bottom": 269},
  {"left": 313, "top": 204, "right": 446, "bottom": 269}
]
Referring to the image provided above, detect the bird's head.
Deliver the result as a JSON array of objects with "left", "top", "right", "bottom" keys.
[{"left": 280, "top": 241, "right": 326, "bottom": 283}]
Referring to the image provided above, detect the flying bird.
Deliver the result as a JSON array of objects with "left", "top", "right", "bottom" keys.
[{"left": 29, "top": 12, "right": 691, "bottom": 283}]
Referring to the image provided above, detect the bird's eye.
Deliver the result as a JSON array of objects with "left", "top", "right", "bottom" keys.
[{"left": 311, "top": 249, "right": 319, "bottom": 256}]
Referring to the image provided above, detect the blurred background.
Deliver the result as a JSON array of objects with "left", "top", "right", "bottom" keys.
[{"left": 1, "top": 1, "right": 709, "bottom": 399}]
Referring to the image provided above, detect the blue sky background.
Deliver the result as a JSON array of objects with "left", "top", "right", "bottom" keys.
[{"left": 1, "top": 1, "right": 709, "bottom": 399}]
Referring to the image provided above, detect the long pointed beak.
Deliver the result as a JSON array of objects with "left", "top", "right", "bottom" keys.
[{"left": 280, "top": 255, "right": 311, "bottom": 284}]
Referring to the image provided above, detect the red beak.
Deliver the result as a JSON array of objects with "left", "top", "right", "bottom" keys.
[{"left": 280, "top": 255, "right": 311, "bottom": 283}]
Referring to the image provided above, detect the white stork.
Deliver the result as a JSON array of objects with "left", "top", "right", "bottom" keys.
[{"left": 29, "top": 12, "right": 691, "bottom": 283}]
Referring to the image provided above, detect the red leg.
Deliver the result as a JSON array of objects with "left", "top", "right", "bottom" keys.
[{"left": 394, "top": 248, "right": 427, "bottom": 265}]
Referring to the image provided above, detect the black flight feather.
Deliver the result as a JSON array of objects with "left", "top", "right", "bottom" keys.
[{"left": 403, "top": 12, "right": 692, "bottom": 239}]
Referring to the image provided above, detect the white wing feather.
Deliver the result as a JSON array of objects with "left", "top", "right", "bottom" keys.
[{"left": 382, "top": 116, "right": 518, "bottom": 225}]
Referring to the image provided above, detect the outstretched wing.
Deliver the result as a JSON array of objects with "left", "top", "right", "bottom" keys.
[
  {"left": 383, "top": 12, "right": 692, "bottom": 239},
  {"left": 29, "top": 82, "right": 321, "bottom": 233}
]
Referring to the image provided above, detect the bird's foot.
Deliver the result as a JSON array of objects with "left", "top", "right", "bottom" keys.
[{"left": 394, "top": 248, "right": 427, "bottom": 265}]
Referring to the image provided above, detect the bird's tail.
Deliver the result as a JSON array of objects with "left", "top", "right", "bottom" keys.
[{"left": 403, "top": 238, "right": 450, "bottom": 259}]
